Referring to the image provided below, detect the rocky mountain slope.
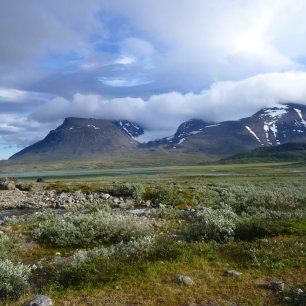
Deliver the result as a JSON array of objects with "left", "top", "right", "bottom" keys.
[
  {"left": 10, "top": 118, "right": 143, "bottom": 159},
  {"left": 9, "top": 103, "right": 306, "bottom": 160},
  {"left": 150, "top": 103, "right": 306, "bottom": 155}
]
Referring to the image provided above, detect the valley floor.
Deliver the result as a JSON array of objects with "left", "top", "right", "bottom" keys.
[{"left": 0, "top": 162, "right": 305, "bottom": 305}]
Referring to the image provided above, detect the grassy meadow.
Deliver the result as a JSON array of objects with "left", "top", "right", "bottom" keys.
[{"left": 0, "top": 161, "right": 305, "bottom": 305}]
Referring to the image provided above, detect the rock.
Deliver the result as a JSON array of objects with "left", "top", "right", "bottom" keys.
[
  {"left": 176, "top": 275, "right": 194, "bottom": 285},
  {"left": 118, "top": 202, "right": 132, "bottom": 209},
  {"left": 282, "top": 297, "right": 291, "bottom": 302},
  {"left": 31, "top": 264, "right": 38, "bottom": 271},
  {"left": 268, "top": 281, "right": 285, "bottom": 291},
  {"left": 144, "top": 200, "right": 151, "bottom": 207},
  {"left": 292, "top": 287, "right": 303, "bottom": 295},
  {"left": 225, "top": 270, "right": 242, "bottom": 276},
  {"left": 25, "top": 295, "right": 52, "bottom": 306},
  {"left": 0, "top": 178, "right": 16, "bottom": 190},
  {"left": 101, "top": 193, "right": 110, "bottom": 200},
  {"left": 113, "top": 198, "right": 120, "bottom": 205}
]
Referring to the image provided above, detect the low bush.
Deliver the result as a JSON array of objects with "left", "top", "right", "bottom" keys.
[
  {"left": 69, "top": 236, "right": 154, "bottom": 267},
  {"left": 120, "top": 183, "right": 145, "bottom": 200},
  {"left": 144, "top": 186, "right": 179, "bottom": 206},
  {"left": 0, "top": 234, "right": 11, "bottom": 258},
  {"left": 213, "top": 182, "right": 306, "bottom": 215},
  {"left": 185, "top": 207, "right": 238, "bottom": 242},
  {"left": 235, "top": 218, "right": 306, "bottom": 241},
  {"left": 33, "top": 210, "right": 152, "bottom": 248},
  {"left": 0, "top": 258, "right": 30, "bottom": 300},
  {"left": 148, "top": 207, "right": 182, "bottom": 219}
]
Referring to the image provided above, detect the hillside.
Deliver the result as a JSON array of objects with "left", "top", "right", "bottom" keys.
[
  {"left": 10, "top": 118, "right": 142, "bottom": 160},
  {"left": 221, "top": 141, "right": 306, "bottom": 163}
]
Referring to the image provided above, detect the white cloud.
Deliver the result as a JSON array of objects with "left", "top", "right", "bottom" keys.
[
  {"left": 102, "top": 0, "right": 306, "bottom": 90},
  {"left": 0, "top": 88, "right": 51, "bottom": 103},
  {"left": 114, "top": 56, "right": 136, "bottom": 65},
  {"left": 31, "top": 71, "right": 306, "bottom": 132}
]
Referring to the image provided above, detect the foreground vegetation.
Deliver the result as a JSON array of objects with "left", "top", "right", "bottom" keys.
[{"left": 0, "top": 162, "right": 305, "bottom": 305}]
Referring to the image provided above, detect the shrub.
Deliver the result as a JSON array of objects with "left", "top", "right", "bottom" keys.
[
  {"left": 213, "top": 182, "right": 306, "bottom": 215},
  {"left": 33, "top": 210, "right": 152, "bottom": 247},
  {"left": 145, "top": 186, "right": 189, "bottom": 207},
  {"left": 149, "top": 207, "right": 181, "bottom": 219},
  {"left": 70, "top": 236, "right": 154, "bottom": 267},
  {"left": 0, "top": 234, "right": 11, "bottom": 258},
  {"left": 235, "top": 218, "right": 306, "bottom": 241},
  {"left": 186, "top": 207, "right": 238, "bottom": 242},
  {"left": 0, "top": 258, "right": 30, "bottom": 300},
  {"left": 120, "top": 183, "right": 145, "bottom": 200}
]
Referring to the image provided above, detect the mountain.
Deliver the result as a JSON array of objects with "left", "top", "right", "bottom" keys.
[
  {"left": 113, "top": 120, "right": 144, "bottom": 138},
  {"left": 10, "top": 118, "right": 143, "bottom": 160},
  {"left": 9, "top": 103, "right": 306, "bottom": 160},
  {"left": 220, "top": 141, "right": 306, "bottom": 163},
  {"left": 151, "top": 103, "right": 306, "bottom": 156}
]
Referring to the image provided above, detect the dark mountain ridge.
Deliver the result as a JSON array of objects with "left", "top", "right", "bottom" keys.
[
  {"left": 10, "top": 118, "right": 143, "bottom": 159},
  {"left": 152, "top": 103, "right": 306, "bottom": 155},
  {"left": 9, "top": 103, "right": 306, "bottom": 160}
]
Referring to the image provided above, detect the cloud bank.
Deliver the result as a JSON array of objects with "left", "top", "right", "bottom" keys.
[{"left": 30, "top": 71, "right": 306, "bottom": 132}]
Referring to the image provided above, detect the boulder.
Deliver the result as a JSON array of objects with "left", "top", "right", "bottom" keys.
[
  {"left": 101, "top": 193, "right": 110, "bottom": 200},
  {"left": 292, "top": 287, "right": 303, "bottom": 295},
  {"left": 268, "top": 281, "right": 284, "bottom": 291},
  {"left": 0, "top": 178, "right": 16, "bottom": 190},
  {"left": 176, "top": 275, "right": 194, "bottom": 285},
  {"left": 25, "top": 295, "right": 52, "bottom": 306},
  {"left": 225, "top": 270, "right": 242, "bottom": 276}
]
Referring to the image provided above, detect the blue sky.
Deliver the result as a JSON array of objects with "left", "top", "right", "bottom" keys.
[{"left": 1, "top": 0, "right": 306, "bottom": 159}]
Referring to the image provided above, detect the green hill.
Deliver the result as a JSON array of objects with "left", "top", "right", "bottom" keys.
[{"left": 220, "top": 142, "right": 306, "bottom": 164}]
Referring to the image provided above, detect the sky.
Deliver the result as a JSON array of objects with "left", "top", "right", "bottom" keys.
[{"left": 2, "top": 0, "right": 306, "bottom": 159}]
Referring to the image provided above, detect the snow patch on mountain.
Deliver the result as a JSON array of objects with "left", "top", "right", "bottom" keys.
[
  {"left": 116, "top": 120, "right": 144, "bottom": 138},
  {"left": 294, "top": 108, "right": 306, "bottom": 127},
  {"left": 263, "top": 124, "right": 272, "bottom": 145},
  {"left": 260, "top": 104, "right": 288, "bottom": 119},
  {"left": 177, "top": 129, "right": 203, "bottom": 138},
  {"left": 178, "top": 138, "right": 185, "bottom": 145},
  {"left": 260, "top": 104, "right": 289, "bottom": 144},
  {"left": 87, "top": 125, "right": 100, "bottom": 130},
  {"left": 205, "top": 124, "right": 220, "bottom": 128},
  {"left": 245, "top": 126, "right": 262, "bottom": 144}
]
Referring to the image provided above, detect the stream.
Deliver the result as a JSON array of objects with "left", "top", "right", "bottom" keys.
[{"left": 0, "top": 208, "right": 151, "bottom": 220}]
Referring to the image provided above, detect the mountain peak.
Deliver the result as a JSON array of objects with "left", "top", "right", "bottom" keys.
[
  {"left": 9, "top": 103, "right": 306, "bottom": 160},
  {"left": 10, "top": 118, "right": 139, "bottom": 160}
]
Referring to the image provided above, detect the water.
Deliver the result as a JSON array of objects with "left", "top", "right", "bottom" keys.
[
  {"left": 0, "top": 209, "right": 65, "bottom": 220},
  {"left": 0, "top": 209, "right": 40, "bottom": 219},
  {"left": 0, "top": 165, "right": 251, "bottom": 180},
  {"left": 0, "top": 166, "right": 178, "bottom": 179}
]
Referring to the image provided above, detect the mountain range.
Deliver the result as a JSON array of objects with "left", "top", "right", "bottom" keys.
[{"left": 9, "top": 103, "right": 306, "bottom": 160}]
